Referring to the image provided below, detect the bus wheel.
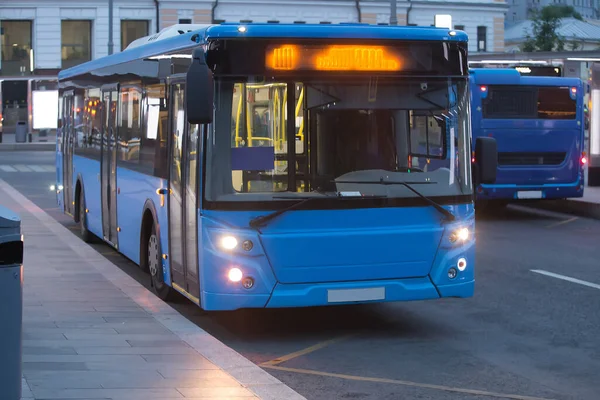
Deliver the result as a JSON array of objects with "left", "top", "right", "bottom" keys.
[
  {"left": 77, "top": 187, "right": 93, "bottom": 243},
  {"left": 147, "top": 223, "right": 176, "bottom": 302}
]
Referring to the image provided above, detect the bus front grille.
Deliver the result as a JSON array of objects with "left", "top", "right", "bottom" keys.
[{"left": 498, "top": 152, "right": 566, "bottom": 166}]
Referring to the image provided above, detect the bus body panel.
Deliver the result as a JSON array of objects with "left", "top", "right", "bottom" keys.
[
  {"left": 470, "top": 69, "right": 585, "bottom": 201},
  {"left": 115, "top": 167, "right": 167, "bottom": 265},
  {"left": 73, "top": 156, "right": 103, "bottom": 236},
  {"left": 197, "top": 204, "right": 474, "bottom": 310},
  {"left": 484, "top": 127, "right": 582, "bottom": 185}
]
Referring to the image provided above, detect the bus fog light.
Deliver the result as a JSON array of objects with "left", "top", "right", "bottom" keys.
[
  {"left": 228, "top": 267, "right": 243, "bottom": 282},
  {"left": 220, "top": 235, "right": 238, "bottom": 250},
  {"left": 448, "top": 268, "right": 457, "bottom": 279},
  {"left": 242, "top": 277, "right": 254, "bottom": 289},
  {"left": 457, "top": 257, "right": 467, "bottom": 271},
  {"left": 242, "top": 240, "right": 253, "bottom": 251}
]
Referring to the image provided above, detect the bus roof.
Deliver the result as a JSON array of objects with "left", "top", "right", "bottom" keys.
[
  {"left": 58, "top": 23, "right": 467, "bottom": 81},
  {"left": 469, "top": 67, "right": 582, "bottom": 87}
]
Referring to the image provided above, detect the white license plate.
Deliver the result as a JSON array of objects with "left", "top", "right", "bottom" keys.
[
  {"left": 517, "top": 191, "right": 543, "bottom": 199},
  {"left": 327, "top": 287, "right": 385, "bottom": 303}
]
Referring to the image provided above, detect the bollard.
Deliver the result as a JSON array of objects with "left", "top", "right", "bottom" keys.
[{"left": 0, "top": 205, "right": 23, "bottom": 400}]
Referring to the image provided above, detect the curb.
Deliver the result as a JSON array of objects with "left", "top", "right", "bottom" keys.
[
  {"left": 523, "top": 199, "right": 600, "bottom": 220},
  {"left": 0, "top": 179, "right": 307, "bottom": 400},
  {"left": 0, "top": 142, "right": 55, "bottom": 152}
]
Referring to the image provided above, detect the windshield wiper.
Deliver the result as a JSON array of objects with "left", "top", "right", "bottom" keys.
[
  {"left": 248, "top": 193, "right": 387, "bottom": 231},
  {"left": 334, "top": 178, "right": 456, "bottom": 222},
  {"left": 249, "top": 196, "right": 322, "bottom": 231}
]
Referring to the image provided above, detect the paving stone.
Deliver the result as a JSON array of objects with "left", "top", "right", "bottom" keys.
[{"left": 1, "top": 181, "right": 305, "bottom": 400}]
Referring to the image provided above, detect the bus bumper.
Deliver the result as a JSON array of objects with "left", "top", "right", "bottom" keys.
[
  {"left": 200, "top": 278, "right": 474, "bottom": 310},
  {"left": 476, "top": 179, "right": 584, "bottom": 201}
]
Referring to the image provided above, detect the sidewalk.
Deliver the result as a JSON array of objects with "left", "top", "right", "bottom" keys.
[
  {"left": 0, "top": 133, "right": 56, "bottom": 152},
  {"left": 525, "top": 186, "right": 600, "bottom": 220},
  {"left": 0, "top": 179, "right": 306, "bottom": 400}
]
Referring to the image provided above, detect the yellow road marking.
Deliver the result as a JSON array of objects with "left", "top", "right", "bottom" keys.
[
  {"left": 262, "top": 365, "right": 554, "bottom": 400},
  {"left": 546, "top": 216, "right": 578, "bottom": 229},
  {"left": 260, "top": 335, "right": 352, "bottom": 366}
]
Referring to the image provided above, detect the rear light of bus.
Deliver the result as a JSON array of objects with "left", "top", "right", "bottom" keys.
[
  {"left": 581, "top": 152, "right": 587, "bottom": 165},
  {"left": 480, "top": 86, "right": 487, "bottom": 92},
  {"left": 570, "top": 87, "right": 577, "bottom": 100}
]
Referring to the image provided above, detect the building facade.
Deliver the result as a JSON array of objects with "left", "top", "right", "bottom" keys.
[
  {"left": 0, "top": 0, "right": 507, "bottom": 133},
  {"left": 507, "top": 0, "right": 600, "bottom": 23},
  {"left": 1, "top": 0, "right": 508, "bottom": 78}
]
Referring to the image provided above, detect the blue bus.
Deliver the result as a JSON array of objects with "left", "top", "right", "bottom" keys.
[
  {"left": 470, "top": 68, "right": 585, "bottom": 209},
  {"left": 55, "top": 23, "right": 497, "bottom": 311}
]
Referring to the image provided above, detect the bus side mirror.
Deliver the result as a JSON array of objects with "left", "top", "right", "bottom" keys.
[
  {"left": 474, "top": 137, "right": 497, "bottom": 184},
  {"left": 186, "top": 47, "right": 213, "bottom": 125}
]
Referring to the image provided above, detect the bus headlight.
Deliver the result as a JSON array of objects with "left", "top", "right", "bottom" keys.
[
  {"left": 228, "top": 267, "right": 243, "bottom": 282},
  {"left": 449, "top": 227, "right": 469, "bottom": 243},
  {"left": 220, "top": 235, "right": 238, "bottom": 250}
]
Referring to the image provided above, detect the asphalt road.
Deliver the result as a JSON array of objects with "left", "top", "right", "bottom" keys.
[{"left": 2, "top": 150, "right": 600, "bottom": 400}]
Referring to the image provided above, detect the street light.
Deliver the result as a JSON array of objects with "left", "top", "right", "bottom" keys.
[{"left": 390, "top": 0, "right": 397, "bottom": 25}]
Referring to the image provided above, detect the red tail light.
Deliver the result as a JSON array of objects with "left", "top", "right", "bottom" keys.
[{"left": 581, "top": 152, "right": 587, "bottom": 165}]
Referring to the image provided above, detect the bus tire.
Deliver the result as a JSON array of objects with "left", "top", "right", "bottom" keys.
[
  {"left": 146, "top": 222, "right": 177, "bottom": 302},
  {"left": 76, "top": 185, "right": 94, "bottom": 243}
]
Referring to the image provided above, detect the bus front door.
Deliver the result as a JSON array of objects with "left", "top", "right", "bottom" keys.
[
  {"left": 168, "top": 81, "right": 200, "bottom": 302},
  {"left": 100, "top": 86, "right": 119, "bottom": 248},
  {"left": 62, "top": 93, "right": 75, "bottom": 216}
]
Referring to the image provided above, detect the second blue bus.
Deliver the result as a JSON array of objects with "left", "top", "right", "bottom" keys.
[{"left": 470, "top": 68, "right": 585, "bottom": 209}]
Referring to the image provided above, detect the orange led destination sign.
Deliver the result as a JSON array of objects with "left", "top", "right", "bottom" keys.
[{"left": 266, "top": 45, "right": 402, "bottom": 72}]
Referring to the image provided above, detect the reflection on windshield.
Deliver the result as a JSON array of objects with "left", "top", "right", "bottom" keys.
[{"left": 205, "top": 78, "right": 472, "bottom": 204}]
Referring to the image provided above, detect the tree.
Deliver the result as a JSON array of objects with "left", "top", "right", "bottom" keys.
[{"left": 521, "top": 5, "right": 583, "bottom": 52}]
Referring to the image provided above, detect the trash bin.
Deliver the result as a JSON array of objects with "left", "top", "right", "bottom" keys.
[
  {"left": 0, "top": 205, "right": 23, "bottom": 400},
  {"left": 15, "top": 121, "right": 27, "bottom": 143}
]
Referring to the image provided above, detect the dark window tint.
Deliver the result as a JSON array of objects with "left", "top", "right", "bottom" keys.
[
  {"left": 482, "top": 86, "right": 576, "bottom": 120},
  {"left": 75, "top": 88, "right": 102, "bottom": 159},
  {"left": 117, "top": 86, "right": 143, "bottom": 164},
  {"left": 537, "top": 87, "right": 577, "bottom": 119}
]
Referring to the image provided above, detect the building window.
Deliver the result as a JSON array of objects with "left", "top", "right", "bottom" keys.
[
  {"left": 477, "top": 26, "right": 487, "bottom": 52},
  {"left": 61, "top": 20, "right": 92, "bottom": 69},
  {"left": 454, "top": 24, "right": 465, "bottom": 31},
  {"left": 121, "top": 20, "right": 148, "bottom": 51},
  {"left": 178, "top": 19, "right": 192, "bottom": 24},
  {"left": 0, "top": 20, "right": 33, "bottom": 76}
]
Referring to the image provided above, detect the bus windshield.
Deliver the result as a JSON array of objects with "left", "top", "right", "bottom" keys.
[{"left": 204, "top": 77, "right": 472, "bottom": 207}]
